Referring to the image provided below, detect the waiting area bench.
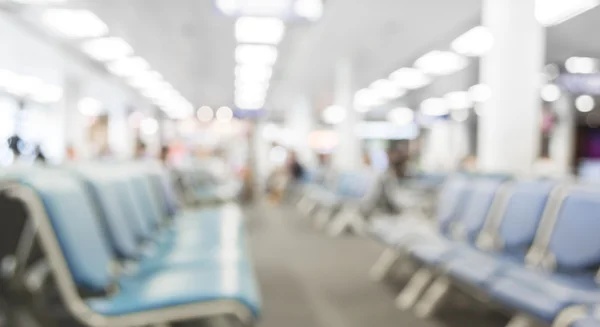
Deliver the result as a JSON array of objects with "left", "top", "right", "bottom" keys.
[
  {"left": 0, "top": 162, "right": 260, "bottom": 327},
  {"left": 366, "top": 172, "right": 600, "bottom": 327}
]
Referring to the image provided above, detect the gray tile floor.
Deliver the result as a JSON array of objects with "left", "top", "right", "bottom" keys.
[{"left": 246, "top": 203, "right": 510, "bottom": 327}]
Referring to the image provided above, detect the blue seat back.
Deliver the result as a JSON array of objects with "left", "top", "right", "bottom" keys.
[
  {"left": 21, "top": 172, "right": 113, "bottom": 292},
  {"left": 335, "top": 172, "right": 373, "bottom": 197},
  {"left": 497, "top": 181, "right": 556, "bottom": 255},
  {"left": 455, "top": 178, "right": 505, "bottom": 242},
  {"left": 547, "top": 187, "right": 600, "bottom": 270},
  {"left": 113, "top": 178, "right": 155, "bottom": 241},
  {"left": 126, "top": 174, "right": 163, "bottom": 229},
  {"left": 74, "top": 170, "right": 139, "bottom": 259},
  {"left": 436, "top": 175, "right": 471, "bottom": 234}
]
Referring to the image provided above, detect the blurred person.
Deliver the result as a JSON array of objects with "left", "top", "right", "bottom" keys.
[
  {"left": 314, "top": 152, "right": 333, "bottom": 185},
  {"left": 459, "top": 155, "right": 477, "bottom": 172},
  {"left": 287, "top": 151, "right": 305, "bottom": 182},
  {"left": 135, "top": 141, "right": 147, "bottom": 159},
  {"left": 359, "top": 144, "right": 410, "bottom": 220},
  {"left": 34, "top": 145, "right": 46, "bottom": 164},
  {"left": 65, "top": 145, "right": 77, "bottom": 161}
]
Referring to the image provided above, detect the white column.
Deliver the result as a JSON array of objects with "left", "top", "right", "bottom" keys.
[
  {"left": 549, "top": 94, "right": 575, "bottom": 175},
  {"left": 333, "top": 58, "right": 362, "bottom": 171},
  {"left": 63, "top": 76, "right": 90, "bottom": 160},
  {"left": 478, "top": 0, "right": 545, "bottom": 174},
  {"left": 285, "top": 95, "right": 315, "bottom": 167}
]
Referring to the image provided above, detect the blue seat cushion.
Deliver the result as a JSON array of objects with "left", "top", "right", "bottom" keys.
[
  {"left": 445, "top": 248, "right": 525, "bottom": 286},
  {"left": 489, "top": 268, "right": 600, "bottom": 322},
  {"left": 369, "top": 219, "right": 438, "bottom": 248},
  {"left": 408, "top": 238, "right": 466, "bottom": 266},
  {"left": 88, "top": 267, "right": 261, "bottom": 317}
]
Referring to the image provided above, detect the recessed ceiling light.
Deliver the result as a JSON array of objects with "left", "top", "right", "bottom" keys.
[
  {"left": 42, "top": 9, "right": 108, "bottom": 39},
  {"left": 451, "top": 26, "right": 494, "bottom": 57},
  {"left": 415, "top": 51, "right": 468, "bottom": 76},
  {"left": 235, "top": 17, "right": 285, "bottom": 44},
  {"left": 389, "top": 68, "right": 431, "bottom": 89},
  {"left": 107, "top": 57, "right": 150, "bottom": 77},
  {"left": 235, "top": 44, "right": 278, "bottom": 66},
  {"left": 81, "top": 37, "right": 133, "bottom": 62}
]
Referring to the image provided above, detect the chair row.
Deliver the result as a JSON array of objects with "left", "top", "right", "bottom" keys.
[
  {"left": 369, "top": 174, "right": 600, "bottom": 327},
  {"left": 0, "top": 162, "right": 260, "bottom": 327},
  {"left": 296, "top": 170, "right": 444, "bottom": 235},
  {"left": 173, "top": 164, "right": 242, "bottom": 206}
]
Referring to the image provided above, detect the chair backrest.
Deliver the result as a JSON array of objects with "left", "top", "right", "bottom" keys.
[
  {"left": 125, "top": 172, "right": 164, "bottom": 229},
  {"left": 20, "top": 171, "right": 114, "bottom": 292},
  {"left": 451, "top": 178, "right": 506, "bottom": 243},
  {"left": 495, "top": 180, "right": 556, "bottom": 257},
  {"left": 436, "top": 174, "right": 472, "bottom": 235},
  {"left": 335, "top": 171, "right": 373, "bottom": 197},
  {"left": 545, "top": 186, "right": 600, "bottom": 271},
  {"left": 72, "top": 167, "right": 140, "bottom": 259}
]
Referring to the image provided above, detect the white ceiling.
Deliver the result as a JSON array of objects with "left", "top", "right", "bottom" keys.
[
  {"left": 5, "top": 0, "right": 600, "bottom": 119},
  {"left": 8, "top": 0, "right": 481, "bottom": 112}
]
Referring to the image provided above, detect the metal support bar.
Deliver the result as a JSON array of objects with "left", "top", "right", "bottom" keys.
[
  {"left": 413, "top": 276, "right": 452, "bottom": 319},
  {"left": 369, "top": 248, "right": 400, "bottom": 282},
  {"left": 395, "top": 268, "right": 433, "bottom": 310}
]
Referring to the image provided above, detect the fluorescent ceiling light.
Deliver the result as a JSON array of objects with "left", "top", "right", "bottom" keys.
[
  {"left": 235, "top": 79, "right": 269, "bottom": 90},
  {"left": 387, "top": 107, "right": 414, "bottom": 126},
  {"left": 215, "top": 106, "right": 234, "bottom": 122},
  {"left": 541, "top": 84, "right": 561, "bottom": 102},
  {"left": 451, "top": 26, "right": 494, "bottom": 57},
  {"left": 235, "top": 17, "right": 285, "bottom": 44},
  {"left": 197, "top": 106, "right": 214, "bottom": 122},
  {"left": 7, "top": 76, "right": 44, "bottom": 97},
  {"left": 107, "top": 57, "right": 150, "bottom": 77},
  {"left": 0, "top": 70, "right": 17, "bottom": 91},
  {"left": 78, "top": 97, "right": 103, "bottom": 116},
  {"left": 576, "top": 95, "right": 595, "bottom": 112},
  {"left": 565, "top": 56, "right": 598, "bottom": 74},
  {"left": 469, "top": 84, "right": 492, "bottom": 102},
  {"left": 322, "top": 105, "right": 346, "bottom": 125},
  {"left": 235, "top": 92, "right": 266, "bottom": 105},
  {"left": 140, "top": 118, "right": 159, "bottom": 135},
  {"left": 42, "top": 9, "right": 108, "bottom": 39},
  {"left": 128, "top": 71, "right": 163, "bottom": 89},
  {"left": 235, "top": 65, "right": 273, "bottom": 83},
  {"left": 535, "top": 0, "right": 599, "bottom": 26},
  {"left": 294, "top": 0, "right": 324, "bottom": 21},
  {"left": 236, "top": 85, "right": 268, "bottom": 98},
  {"left": 31, "top": 84, "right": 63, "bottom": 103},
  {"left": 414, "top": 51, "right": 468, "bottom": 76},
  {"left": 420, "top": 98, "right": 448, "bottom": 116},
  {"left": 81, "top": 37, "right": 133, "bottom": 62},
  {"left": 235, "top": 45, "right": 278, "bottom": 66},
  {"left": 444, "top": 91, "right": 473, "bottom": 110},
  {"left": 369, "top": 79, "right": 406, "bottom": 100},
  {"left": 389, "top": 68, "right": 431, "bottom": 89},
  {"left": 353, "top": 88, "right": 385, "bottom": 109},
  {"left": 237, "top": 0, "right": 290, "bottom": 16},
  {"left": 235, "top": 98, "right": 265, "bottom": 110}
]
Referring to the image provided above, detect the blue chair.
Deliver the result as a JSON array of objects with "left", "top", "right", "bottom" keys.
[
  {"left": 370, "top": 174, "right": 473, "bottom": 247},
  {"left": 487, "top": 185, "right": 600, "bottom": 323},
  {"left": 13, "top": 170, "right": 260, "bottom": 326},
  {"left": 443, "top": 180, "right": 558, "bottom": 286},
  {"left": 406, "top": 177, "right": 508, "bottom": 267},
  {"left": 71, "top": 167, "right": 250, "bottom": 276}
]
